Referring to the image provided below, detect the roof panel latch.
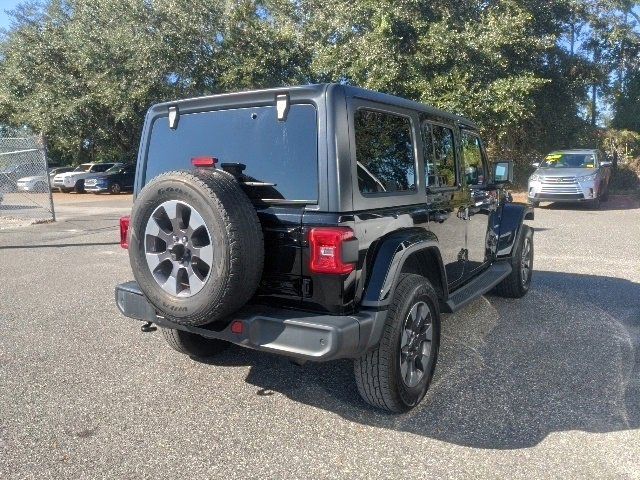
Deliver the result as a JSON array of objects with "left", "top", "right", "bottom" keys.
[
  {"left": 168, "top": 105, "right": 180, "bottom": 130},
  {"left": 276, "top": 94, "right": 290, "bottom": 121}
]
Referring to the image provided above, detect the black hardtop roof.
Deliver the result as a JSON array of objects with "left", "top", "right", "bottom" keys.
[
  {"left": 152, "top": 83, "right": 478, "bottom": 129},
  {"left": 341, "top": 84, "right": 477, "bottom": 129}
]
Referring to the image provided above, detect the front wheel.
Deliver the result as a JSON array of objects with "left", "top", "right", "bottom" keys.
[
  {"left": 590, "top": 197, "right": 601, "bottom": 209},
  {"left": 354, "top": 274, "right": 440, "bottom": 413},
  {"left": 161, "top": 328, "right": 229, "bottom": 358},
  {"left": 494, "top": 225, "right": 533, "bottom": 298},
  {"left": 74, "top": 180, "right": 85, "bottom": 193}
]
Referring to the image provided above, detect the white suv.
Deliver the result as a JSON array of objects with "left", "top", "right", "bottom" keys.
[{"left": 53, "top": 163, "right": 119, "bottom": 193}]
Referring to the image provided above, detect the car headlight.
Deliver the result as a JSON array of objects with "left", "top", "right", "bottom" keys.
[
  {"left": 578, "top": 173, "right": 597, "bottom": 182},
  {"left": 529, "top": 173, "right": 540, "bottom": 182}
]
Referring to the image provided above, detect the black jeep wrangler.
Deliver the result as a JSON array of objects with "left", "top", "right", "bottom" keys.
[{"left": 116, "top": 84, "right": 533, "bottom": 412}]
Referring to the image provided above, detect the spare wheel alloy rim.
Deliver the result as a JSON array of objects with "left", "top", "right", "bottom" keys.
[{"left": 144, "top": 200, "right": 214, "bottom": 297}]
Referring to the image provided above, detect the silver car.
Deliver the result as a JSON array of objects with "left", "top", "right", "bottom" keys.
[{"left": 527, "top": 149, "right": 612, "bottom": 209}]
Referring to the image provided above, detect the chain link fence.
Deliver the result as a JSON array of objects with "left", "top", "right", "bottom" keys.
[{"left": 0, "top": 136, "right": 56, "bottom": 224}]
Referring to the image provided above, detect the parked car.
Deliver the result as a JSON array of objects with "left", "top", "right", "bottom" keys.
[
  {"left": 17, "top": 166, "right": 77, "bottom": 193},
  {"left": 53, "top": 162, "right": 120, "bottom": 193},
  {"left": 85, "top": 164, "right": 135, "bottom": 194},
  {"left": 0, "top": 162, "right": 41, "bottom": 192},
  {"left": 48, "top": 166, "right": 75, "bottom": 185},
  {"left": 115, "top": 84, "right": 534, "bottom": 413},
  {"left": 16, "top": 175, "right": 49, "bottom": 192},
  {"left": 527, "top": 149, "right": 612, "bottom": 209}
]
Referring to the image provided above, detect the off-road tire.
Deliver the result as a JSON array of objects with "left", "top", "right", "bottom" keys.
[
  {"left": 354, "top": 274, "right": 440, "bottom": 413},
  {"left": 493, "top": 225, "right": 533, "bottom": 298},
  {"left": 161, "top": 327, "right": 229, "bottom": 358},
  {"left": 129, "top": 169, "right": 264, "bottom": 327}
]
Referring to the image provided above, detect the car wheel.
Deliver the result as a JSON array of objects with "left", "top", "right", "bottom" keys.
[
  {"left": 74, "top": 180, "right": 85, "bottom": 193},
  {"left": 161, "top": 327, "right": 229, "bottom": 358},
  {"left": 34, "top": 182, "right": 48, "bottom": 193},
  {"left": 128, "top": 170, "right": 264, "bottom": 327},
  {"left": 110, "top": 183, "right": 121, "bottom": 194},
  {"left": 494, "top": 225, "right": 533, "bottom": 298},
  {"left": 354, "top": 273, "right": 440, "bottom": 413},
  {"left": 590, "top": 197, "right": 601, "bottom": 209},
  {"left": 531, "top": 200, "right": 539, "bottom": 208}
]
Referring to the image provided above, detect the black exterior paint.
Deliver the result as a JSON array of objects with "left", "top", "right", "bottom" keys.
[{"left": 133, "top": 84, "right": 530, "bottom": 319}]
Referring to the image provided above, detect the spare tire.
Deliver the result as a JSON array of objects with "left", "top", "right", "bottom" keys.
[{"left": 128, "top": 169, "right": 264, "bottom": 326}]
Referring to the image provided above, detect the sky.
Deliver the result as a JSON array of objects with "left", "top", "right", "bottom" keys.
[{"left": 0, "top": 0, "right": 22, "bottom": 30}]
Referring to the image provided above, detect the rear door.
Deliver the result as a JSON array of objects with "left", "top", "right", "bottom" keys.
[
  {"left": 460, "top": 129, "right": 496, "bottom": 279},
  {"left": 422, "top": 120, "right": 467, "bottom": 286},
  {"left": 122, "top": 165, "right": 136, "bottom": 189}
]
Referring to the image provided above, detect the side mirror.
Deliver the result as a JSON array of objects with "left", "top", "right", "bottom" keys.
[
  {"left": 493, "top": 160, "right": 513, "bottom": 184},
  {"left": 532, "top": 162, "right": 540, "bottom": 168}
]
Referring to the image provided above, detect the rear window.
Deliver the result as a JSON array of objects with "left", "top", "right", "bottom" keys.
[{"left": 144, "top": 104, "right": 318, "bottom": 201}]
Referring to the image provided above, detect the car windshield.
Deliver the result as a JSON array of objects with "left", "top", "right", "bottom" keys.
[
  {"left": 74, "top": 164, "right": 92, "bottom": 172},
  {"left": 540, "top": 153, "right": 595, "bottom": 168},
  {"left": 105, "top": 165, "right": 123, "bottom": 173}
]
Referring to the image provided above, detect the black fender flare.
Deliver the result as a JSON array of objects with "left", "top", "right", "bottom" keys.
[
  {"left": 497, "top": 202, "right": 534, "bottom": 258},
  {"left": 361, "top": 229, "right": 446, "bottom": 309}
]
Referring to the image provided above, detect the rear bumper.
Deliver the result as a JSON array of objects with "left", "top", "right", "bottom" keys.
[{"left": 115, "top": 281, "right": 386, "bottom": 362}]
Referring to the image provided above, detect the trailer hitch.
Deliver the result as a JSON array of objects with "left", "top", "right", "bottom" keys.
[{"left": 141, "top": 321, "right": 157, "bottom": 333}]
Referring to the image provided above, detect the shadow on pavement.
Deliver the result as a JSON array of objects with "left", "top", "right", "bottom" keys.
[
  {"left": 195, "top": 270, "right": 639, "bottom": 449},
  {"left": 0, "top": 241, "right": 119, "bottom": 249}
]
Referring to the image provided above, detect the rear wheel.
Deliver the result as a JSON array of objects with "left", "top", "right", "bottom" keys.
[
  {"left": 110, "top": 182, "right": 121, "bottom": 194},
  {"left": 354, "top": 274, "right": 440, "bottom": 413},
  {"left": 161, "top": 328, "right": 229, "bottom": 358}
]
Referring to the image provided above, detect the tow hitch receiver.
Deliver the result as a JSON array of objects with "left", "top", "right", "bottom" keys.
[{"left": 141, "top": 321, "right": 157, "bottom": 333}]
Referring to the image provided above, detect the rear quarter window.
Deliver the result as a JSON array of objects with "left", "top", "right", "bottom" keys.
[
  {"left": 144, "top": 104, "right": 318, "bottom": 201},
  {"left": 354, "top": 109, "right": 416, "bottom": 195}
]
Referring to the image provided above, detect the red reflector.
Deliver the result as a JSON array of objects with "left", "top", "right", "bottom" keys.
[
  {"left": 309, "top": 227, "right": 355, "bottom": 275},
  {"left": 230, "top": 321, "right": 244, "bottom": 334},
  {"left": 119, "top": 215, "right": 130, "bottom": 249},
  {"left": 191, "top": 156, "right": 218, "bottom": 167}
]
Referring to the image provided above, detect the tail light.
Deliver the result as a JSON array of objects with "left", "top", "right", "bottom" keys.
[
  {"left": 120, "top": 215, "right": 130, "bottom": 249},
  {"left": 309, "top": 227, "right": 356, "bottom": 274}
]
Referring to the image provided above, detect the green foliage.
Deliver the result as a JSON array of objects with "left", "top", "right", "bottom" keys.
[{"left": 0, "top": 0, "right": 637, "bottom": 171}]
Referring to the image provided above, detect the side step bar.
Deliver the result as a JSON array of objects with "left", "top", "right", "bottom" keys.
[{"left": 442, "top": 262, "right": 512, "bottom": 313}]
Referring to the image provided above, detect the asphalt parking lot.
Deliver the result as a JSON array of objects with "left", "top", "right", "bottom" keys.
[{"left": 1, "top": 194, "right": 639, "bottom": 479}]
